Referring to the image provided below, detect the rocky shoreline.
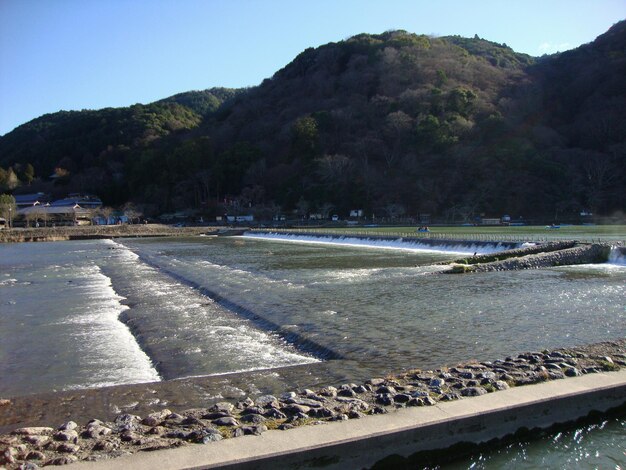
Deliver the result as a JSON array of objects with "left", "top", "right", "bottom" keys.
[
  {"left": 445, "top": 242, "right": 616, "bottom": 273},
  {"left": 1, "top": 339, "right": 624, "bottom": 469}
]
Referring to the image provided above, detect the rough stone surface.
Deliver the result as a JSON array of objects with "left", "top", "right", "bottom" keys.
[
  {"left": 0, "top": 340, "right": 623, "bottom": 469},
  {"left": 466, "top": 243, "right": 612, "bottom": 273}
]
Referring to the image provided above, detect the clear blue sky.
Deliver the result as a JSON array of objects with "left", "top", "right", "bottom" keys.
[{"left": 1, "top": 0, "right": 624, "bottom": 136}]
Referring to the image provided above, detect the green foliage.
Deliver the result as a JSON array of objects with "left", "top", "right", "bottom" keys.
[
  {"left": 449, "top": 264, "right": 476, "bottom": 274},
  {"left": 0, "top": 103, "right": 201, "bottom": 178},
  {"left": 0, "top": 22, "right": 624, "bottom": 217},
  {"left": 446, "top": 88, "right": 476, "bottom": 117},
  {"left": 157, "top": 88, "right": 241, "bottom": 116},
  {"left": 0, "top": 194, "right": 16, "bottom": 221},
  {"left": 445, "top": 35, "right": 534, "bottom": 68},
  {"left": 416, "top": 115, "right": 457, "bottom": 152},
  {"left": 22, "top": 163, "right": 35, "bottom": 185},
  {"left": 436, "top": 69, "right": 448, "bottom": 87},
  {"left": 291, "top": 116, "right": 319, "bottom": 161}
]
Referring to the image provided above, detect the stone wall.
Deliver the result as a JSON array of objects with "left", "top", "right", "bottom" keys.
[{"left": 471, "top": 243, "right": 611, "bottom": 272}]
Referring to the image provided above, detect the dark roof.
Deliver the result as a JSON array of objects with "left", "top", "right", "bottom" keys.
[{"left": 14, "top": 193, "right": 48, "bottom": 204}]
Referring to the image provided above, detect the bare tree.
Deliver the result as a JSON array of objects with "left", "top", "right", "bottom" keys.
[
  {"left": 385, "top": 203, "right": 406, "bottom": 220},
  {"left": 99, "top": 206, "right": 114, "bottom": 225},
  {"left": 296, "top": 197, "right": 309, "bottom": 218},
  {"left": 316, "top": 154, "right": 353, "bottom": 185},
  {"left": 122, "top": 202, "right": 142, "bottom": 224},
  {"left": 319, "top": 202, "right": 335, "bottom": 219},
  {"left": 383, "top": 111, "right": 412, "bottom": 168},
  {"left": 25, "top": 206, "right": 45, "bottom": 227}
]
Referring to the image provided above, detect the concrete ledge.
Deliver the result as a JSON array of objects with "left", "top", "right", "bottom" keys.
[{"left": 68, "top": 370, "right": 626, "bottom": 469}]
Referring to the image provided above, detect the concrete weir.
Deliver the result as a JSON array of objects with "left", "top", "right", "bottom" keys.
[{"left": 68, "top": 370, "right": 626, "bottom": 470}]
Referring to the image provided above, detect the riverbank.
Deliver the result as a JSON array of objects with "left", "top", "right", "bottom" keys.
[
  {"left": 0, "top": 225, "right": 216, "bottom": 243},
  {"left": 1, "top": 339, "right": 624, "bottom": 468}
]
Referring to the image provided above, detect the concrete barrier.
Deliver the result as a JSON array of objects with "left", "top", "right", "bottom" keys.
[{"left": 67, "top": 370, "right": 626, "bottom": 470}]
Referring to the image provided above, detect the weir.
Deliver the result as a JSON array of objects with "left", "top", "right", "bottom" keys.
[
  {"left": 244, "top": 230, "right": 520, "bottom": 254},
  {"left": 243, "top": 230, "right": 624, "bottom": 272},
  {"left": 115, "top": 243, "right": 344, "bottom": 364},
  {"left": 609, "top": 246, "right": 626, "bottom": 264}
]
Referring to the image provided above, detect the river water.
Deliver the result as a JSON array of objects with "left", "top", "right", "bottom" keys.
[{"left": 0, "top": 234, "right": 624, "bottom": 466}]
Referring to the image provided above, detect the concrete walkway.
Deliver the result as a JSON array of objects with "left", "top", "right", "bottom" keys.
[{"left": 68, "top": 370, "right": 626, "bottom": 470}]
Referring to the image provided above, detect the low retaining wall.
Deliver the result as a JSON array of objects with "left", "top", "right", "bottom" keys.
[
  {"left": 471, "top": 243, "right": 611, "bottom": 272},
  {"left": 65, "top": 370, "right": 626, "bottom": 470},
  {"left": 444, "top": 240, "right": 577, "bottom": 266},
  {"left": 2, "top": 340, "right": 624, "bottom": 469}
]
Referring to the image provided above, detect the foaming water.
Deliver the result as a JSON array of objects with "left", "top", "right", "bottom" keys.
[
  {"left": 101, "top": 240, "right": 319, "bottom": 380},
  {"left": 608, "top": 246, "right": 626, "bottom": 265},
  {"left": 0, "top": 241, "right": 159, "bottom": 396},
  {"left": 119, "top": 236, "right": 625, "bottom": 378},
  {"left": 242, "top": 231, "right": 516, "bottom": 254},
  {"left": 1, "top": 235, "right": 624, "bottom": 467}
]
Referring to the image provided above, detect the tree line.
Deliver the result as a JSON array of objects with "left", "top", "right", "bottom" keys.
[{"left": 1, "top": 24, "right": 624, "bottom": 222}]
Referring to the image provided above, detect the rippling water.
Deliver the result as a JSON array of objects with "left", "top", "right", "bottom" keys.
[
  {"left": 446, "top": 414, "right": 626, "bottom": 469},
  {"left": 1, "top": 235, "right": 624, "bottom": 466}
]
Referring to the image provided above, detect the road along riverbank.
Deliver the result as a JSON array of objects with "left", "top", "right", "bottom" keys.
[
  {"left": 1, "top": 339, "right": 624, "bottom": 468},
  {"left": 0, "top": 225, "right": 216, "bottom": 243}
]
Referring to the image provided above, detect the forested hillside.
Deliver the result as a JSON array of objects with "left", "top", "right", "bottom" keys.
[{"left": 1, "top": 22, "right": 624, "bottom": 220}]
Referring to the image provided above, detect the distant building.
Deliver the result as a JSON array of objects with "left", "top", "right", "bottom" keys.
[
  {"left": 51, "top": 194, "right": 102, "bottom": 209},
  {"left": 226, "top": 215, "right": 254, "bottom": 223},
  {"left": 14, "top": 192, "right": 50, "bottom": 208},
  {"left": 18, "top": 204, "right": 92, "bottom": 226}
]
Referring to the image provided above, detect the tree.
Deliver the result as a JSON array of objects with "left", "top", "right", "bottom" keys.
[
  {"left": 319, "top": 202, "right": 335, "bottom": 219},
  {"left": 122, "top": 203, "right": 142, "bottom": 224},
  {"left": 23, "top": 164, "right": 35, "bottom": 185},
  {"left": 5, "top": 168, "right": 19, "bottom": 190},
  {"left": 383, "top": 111, "right": 412, "bottom": 168},
  {"left": 24, "top": 207, "right": 40, "bottom": 227},
  {"left": 291, "top": 116, "right": 319, "bottom": 161},
  {"left": 384, "top": 203, "right": 406, "bottom": 219},
  {"left": 316, "top": 154, "right": 353, "bottom": 185},
  {"left": 296, "top": 196, "right": 309, "bottom": 218},
  {"left": 99, "top": 206, "right": 114, "bottom": 225},
  {"left": 0, "top": 194, "right": 17, "bottom": 228}
]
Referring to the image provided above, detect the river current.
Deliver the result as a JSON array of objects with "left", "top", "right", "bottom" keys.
[{"left": 0, "top": 235, "right": 624, "bottom": 466}]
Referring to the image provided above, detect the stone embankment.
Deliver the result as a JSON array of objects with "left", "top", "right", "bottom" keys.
[
  {"left": 1, "top": 340, "right": 624, "bottom": 469},
  {"left": 447, "top": 242, "right": 613, "bottom": 273},
  {"left": 0, "top": 225, "right": 215, "bottom": 243}
]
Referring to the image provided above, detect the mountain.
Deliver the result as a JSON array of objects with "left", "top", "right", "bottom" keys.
[
  {"left": 157, "top": 87, "right": 242, "bottom": 116},
  {"left": 1, "top": 22, "right": 624, "bottom": 220}
]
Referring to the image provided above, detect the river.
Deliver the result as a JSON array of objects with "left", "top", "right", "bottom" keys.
[{"left": 0, "top": 234, "right": 624, "bottom": 466}]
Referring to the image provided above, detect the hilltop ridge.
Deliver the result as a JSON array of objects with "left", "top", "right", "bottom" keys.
[{"left": 1, "top": 22, "right": 624, "bottom": 220}]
